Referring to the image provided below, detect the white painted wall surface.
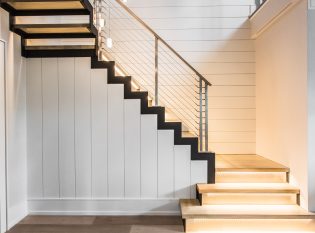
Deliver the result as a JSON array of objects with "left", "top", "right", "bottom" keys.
[
  {"left": 0, "top": 8, "right": 27, "bottom": 229},
  {"left": 250, "top": 0, "right": 302, "bottom": 38},
  {"left": 122, "top": 0, "right": 256, "bottom": 154},
  {"left": 255, "top": 0, "right": 309, "bottom": 208},
  {"left": 0, "top": 40, "right": 7, "bottom": 233},
  {"left": 307, "top": 7, "right": 315, "bottom": 212},
  {"left": 26, "top": 57, "right": 207, "bottom": 215}
]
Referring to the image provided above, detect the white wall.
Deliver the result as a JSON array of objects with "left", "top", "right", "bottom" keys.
[
  {"left": 0, "top": 39, "right": 6, "bottom": 233},
  {"left": 255, "top": 0, "right": 309, "bottom": 208},
  {"left": 0, "top": 8, "right": 27, "bottom": 229},
  {"left": 308, "top": 6, "right": 315, "bottom": 212},
  {"left": 121, "top": 0, "right": 256, "bottom": 154},
  {"left": 26, "top": 57, "right": 207, "bottom": 215}
]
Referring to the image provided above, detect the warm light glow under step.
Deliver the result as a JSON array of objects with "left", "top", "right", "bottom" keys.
[
  {"left": 7, "top": 1, "right": 84, "bottom": 10},
  {"left": 14, "top": 15, "right": 89, "bottom": 25},
  {"left": 197, "top": 183, "right": 299, "bottom": 194},
  {"left": 185, "top": 219, "right": 315, "bottom": 233},
  {"left": 14, "top": 24, "right": 91, "bottom": 34},
  {"left": 180, "top": 200, "right": 315, "bottom": 219},
  {"left": 26, "top": 38, "right": 95, "bottom": 47},
  {"left": 197, "top": 183, "right": 299, "bottom": 205},
  {"left": 216, "top": 171, "right": 288, "bottom": 183},
  {"left": 201, "top": 192, "right": 297, "bottom": 205}
]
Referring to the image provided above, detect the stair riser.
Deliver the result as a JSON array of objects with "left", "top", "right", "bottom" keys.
[
  {"left": 201, "top": 193, "right": 298, "bottom": 205},
  {"left": 185, "top": 219, "right": 315, "bottom": 233},
  {"left": 216, "top": 171, "right": 287, "bottom": 183}
]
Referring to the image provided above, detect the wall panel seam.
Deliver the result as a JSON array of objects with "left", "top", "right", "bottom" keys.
[{"left": 40, "top": 58, "right": 44, "bottom": 198}]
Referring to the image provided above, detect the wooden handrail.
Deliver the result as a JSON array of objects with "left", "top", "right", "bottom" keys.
[{"left": 114, "top": 0, "right": 212, "bottom": 86}]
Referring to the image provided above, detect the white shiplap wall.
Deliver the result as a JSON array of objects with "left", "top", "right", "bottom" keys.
[
  {"left": 1, "top": 8, "right": 27, "bottom": 229},
  {"left": 26, "top": 57, "right": 207, "bottom": 215},
  {"left": 124, "top": 0, "right": 256, "bottom": 154}
]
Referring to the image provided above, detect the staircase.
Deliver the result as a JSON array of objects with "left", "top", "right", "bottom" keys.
[
  {"left": 0, "top": 0, "right": 215, "bottom": 182},
  {"left": 181, "top": 154, "right": 315, "bottom": 232},
  {"left": 1, "top": 1, "right": 315, "bottom": 232}
]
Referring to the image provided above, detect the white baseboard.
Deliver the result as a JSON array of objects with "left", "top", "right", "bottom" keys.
[
  {"left": 28, "top": 198, "right": 181, "bottom": 216},
  {"left": 8, "top": 201, "right": 28, "bottom": 229}
]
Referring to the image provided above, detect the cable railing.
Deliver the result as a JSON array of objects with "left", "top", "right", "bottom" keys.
[
  {"left": 256, "top": 0, "right": 267, "bottom": 8},
  {"left": 93, "top": 0, "right": 211, "bottom": 151}
]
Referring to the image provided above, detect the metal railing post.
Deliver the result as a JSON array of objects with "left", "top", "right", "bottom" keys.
[
  {"left": 205, "top": 84, "right": 209, "bottom": 151},
  {"left": 255, "top": 0, "right": 261, "bottom": 8},
  {"left": 199, "top": 78, "right": 203, "bottom": 151},
  {"left": 155, "top": 37, "right": 159, "bottom": 106}
]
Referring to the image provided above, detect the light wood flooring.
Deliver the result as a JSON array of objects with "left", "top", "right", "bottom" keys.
[{"left": 8, "top": 216, "right": 184, "bottom": 233}]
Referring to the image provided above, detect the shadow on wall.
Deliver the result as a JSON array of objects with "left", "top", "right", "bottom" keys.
[{"left": 123, "top": 1, "right": 257, "bottom": 154}]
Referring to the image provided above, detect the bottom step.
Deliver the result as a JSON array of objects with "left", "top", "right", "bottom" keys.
[
  {"left": 185, "top": 219, "right": 315, "bottom": 233},
  {"left": 181, "top": 200, "right": 315, "bottom": 220},
  {"left": 181, "top": 200, "right": 315, "bottom": 232}
]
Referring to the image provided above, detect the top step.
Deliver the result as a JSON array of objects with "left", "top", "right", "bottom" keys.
[
  {"left": 1, "top": 0, "right": 86, "bottom": 11},
  {"left": 216, "top": 154, "right": 289, "bottom": 172}
]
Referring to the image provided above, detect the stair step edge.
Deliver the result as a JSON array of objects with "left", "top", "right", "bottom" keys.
[
  {"left": 180, "top": 200, "right": 315, "bottom": 220},
  {"left": 197, "top": 183, "right": 300, "bottom": 194}
]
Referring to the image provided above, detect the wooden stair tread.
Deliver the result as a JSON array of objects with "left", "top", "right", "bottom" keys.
[
  {"left": 216, "top": 154, "right": 289, "bottom": 172},
  {"left": 6, "top": 1, "right": 85, "bottom": 10},
  {"left": 181, "top": 131, "right": 196, "bottom": 138},
  {"left": 13, "top": 23, "right": 91, "bottom": 34},
  {"left": 197, "top": 183, "right": 299, "bottom": 194},
  {"left": 25, "top": 38, "right": 95, "bottom": 46},
  {"left": 25, "top": 45, "right": 95, "bottom": 50},
  {"left": 14, "top": 24, "right": 90, "bottom": 28},
  {"left": 180, "top": 199, "right": 315, "bottom": 219}
]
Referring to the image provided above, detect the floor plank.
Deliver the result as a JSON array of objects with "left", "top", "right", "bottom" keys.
[
  {"left": 8, "top": 216, "right": 183, "bottom": 233},
  {"left": 19, "top": 216, "right": 96, "bottom": 225},
  {"left": 94, "top": 216, "right": 183, "bottom": 225}
]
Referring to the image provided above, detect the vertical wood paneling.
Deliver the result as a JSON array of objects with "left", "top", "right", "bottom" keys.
[
  {"left": 174, "top": 145, "right": 191, "bottom": 198},
  {"left": 58, "top": 58, "right": 75, "bottom": 198},
  {"left": 74, "top": 57, "right": 92, "bottom": 198},
  {"left": 190, "top": 161, "right": 207, "bottom": 198},
  {"left": 107, "top": 84, "right": 125, "bottom": 198},
  {"left": 124, "top": 99, "right": 141, "bottom": 198},
  {"left": 26, "top": 57, "right": 208, "bottom": 204},
  {"left": 91, "top": 69, "right": 108, "bottom": 198},
  {"left": 158, "top": 130, "right": 174, "bottom": 198},
  {"left": 42, "top": 58, "right": 59, "bottom": 198},
  {"left": 141, "top": 115, "right": 158, "bottom": 198},
  {"left": 26, "top": 58, "right": 43, "bottom": 198}
]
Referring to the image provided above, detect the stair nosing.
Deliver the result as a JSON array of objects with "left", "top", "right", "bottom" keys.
[
  {"left": 180, "top": 200, "right": 315, "bottom": 220},
  {"left": 216, "top": 168, "right": 290, "bottom": 172},
  {"left": 197, "top": 184, "right": 300, "bottom": 194}
]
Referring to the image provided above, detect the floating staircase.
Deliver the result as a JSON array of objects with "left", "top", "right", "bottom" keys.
[
  {"left": 0, "top": 0, "right": 215, "bottom": 182},
  {"left": 1, "top": 1, "right": 314, "bottom": 233},
  {"left": 181, "top": 154, "right": 315, "bottom": 232},
  {"left": 1, "top": 0, "right": 98, "bottom": 57}
]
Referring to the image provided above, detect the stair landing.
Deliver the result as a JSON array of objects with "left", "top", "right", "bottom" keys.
[{"left": 216, "top": 154, "right": 289, "bottom": 172}]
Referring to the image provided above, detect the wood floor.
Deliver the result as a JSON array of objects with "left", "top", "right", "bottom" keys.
[{"left": 8, "top": 216, "right": 184, "bottom": 233}]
